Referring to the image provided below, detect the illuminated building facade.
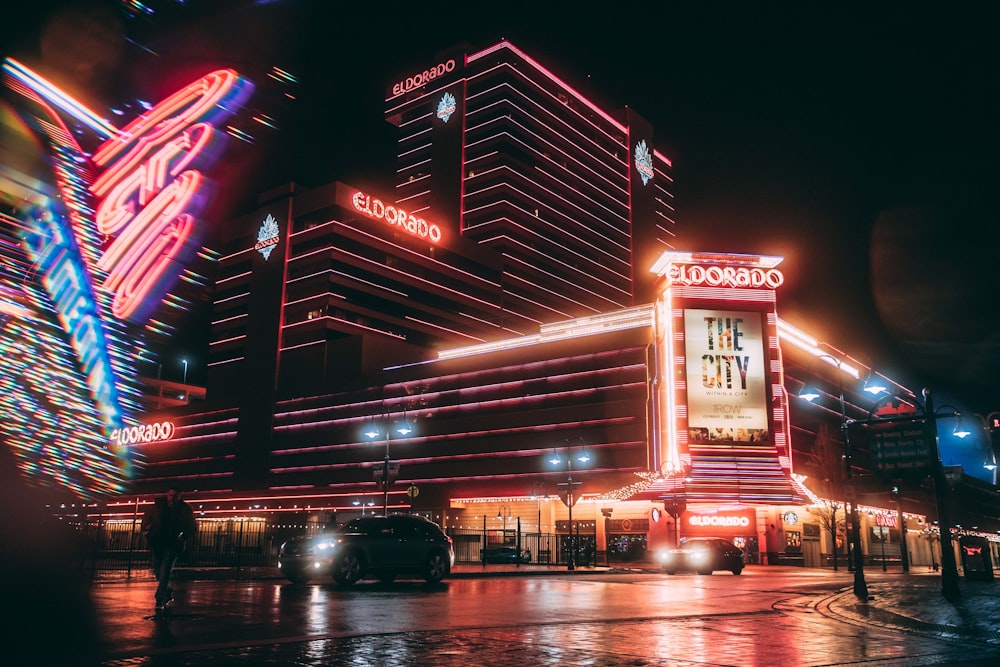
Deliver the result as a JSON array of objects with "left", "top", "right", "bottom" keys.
[
  {"left": 131, "top": 41, "right": 828, "bottom": 562},
  {"left": 7, "top": 39, "right": 996, "bottom": 566}
]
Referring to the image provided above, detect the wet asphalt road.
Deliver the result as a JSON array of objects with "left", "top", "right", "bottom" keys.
[{"left": 90, "top": 568, "right": 1000, "bottom": 666}]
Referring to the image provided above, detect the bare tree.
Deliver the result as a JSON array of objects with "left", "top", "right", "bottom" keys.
[{"left": 812, "top": 423, "right": 848, "bottom": 570}]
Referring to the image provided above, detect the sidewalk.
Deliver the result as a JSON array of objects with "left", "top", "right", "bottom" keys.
[{"left": 821, "top": 573, "right": 1000, "bottom": 646}]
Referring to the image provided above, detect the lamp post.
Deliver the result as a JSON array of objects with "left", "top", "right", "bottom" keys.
[
  {"left": 181, "top": 358, "right": 188, "bottom": 384},
  {"left": 921, "top": 389, "right": 961, "bottom": 601},
  {"left": 869, "top": 511, "right": 888, "bottom": 572},
  {"left": 798, "top": 352, "right": 869, "bottom": 601},
  {"left": 497, "top": 505, "right": 511, "bottom": 537},
  {"left": 364, "top": 412, "right": 412, "bottom": 514},
  {"left": 549, "top": 444, "right": 591, "bottom": 571}
]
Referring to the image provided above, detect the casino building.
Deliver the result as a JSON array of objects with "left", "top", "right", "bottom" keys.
[{"left": 108, "top": 41, "right": 996, "bottom": 567}]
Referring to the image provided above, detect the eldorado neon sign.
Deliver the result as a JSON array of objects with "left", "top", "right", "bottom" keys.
[
  {"left": 351, "top": 191, "right": 442, "bottom": 244},
  {"left": 391, "top": 59, "right": 456, "bottom": 97},
  {"left": 668, "top": 264, "right": 784, "bottom": 289}
]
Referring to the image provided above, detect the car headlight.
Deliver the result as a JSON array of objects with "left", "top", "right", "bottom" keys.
[
  {"left": 689, "top": 550, "right": 709, "bottom": 563},
  {"left": 315, "top": 539, "right": 337, "bottom": 552}
]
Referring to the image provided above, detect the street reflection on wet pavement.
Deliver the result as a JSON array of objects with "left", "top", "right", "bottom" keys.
[{"left": 94, "top": 569, "right": 1000, "bottom": 667}]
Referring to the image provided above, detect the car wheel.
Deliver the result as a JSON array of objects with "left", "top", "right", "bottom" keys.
[
  {"left": 377, "top": 572, "right": 397, "bottom": 583},
  {"left": 697, "top": 569, "right": 713, "bottom": 576},
  {"left": 424, "top": 551, "right": 449, "bottom": 583},
  {"left": 731, "top": 566, "right": 743, "bottom": 575},
  {"left": 332, "top": 551, "right": 364, "bottom": 585},
  {"left": 284, "top": 569, "right": 312, "bottom": 584}
]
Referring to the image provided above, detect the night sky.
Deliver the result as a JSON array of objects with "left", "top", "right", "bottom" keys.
[{"left": 4, "top": 1, "right": 998, "bottom": 416}]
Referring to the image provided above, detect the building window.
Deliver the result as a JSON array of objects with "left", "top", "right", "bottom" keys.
[
  {"left": 785, "top": 531, "right": 802, "bottom": 549},
  {"left": 307, "top": 308, "right": 323, "bottom": 320}
]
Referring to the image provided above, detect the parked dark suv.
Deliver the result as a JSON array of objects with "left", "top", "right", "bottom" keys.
[
  {"left": 656, "top": 537, "right": 744, "bottom": 575},
  {"left": 278, "top": 514, "right": 455, "bottom": 585}
]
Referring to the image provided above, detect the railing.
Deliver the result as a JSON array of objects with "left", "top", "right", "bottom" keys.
[{"left": 67, "top": 518, "right": 601, "bottom": 578}]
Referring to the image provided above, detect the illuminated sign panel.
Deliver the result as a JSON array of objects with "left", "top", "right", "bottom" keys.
[
  {"left": 351, "top": 191, "right": 443, "bottom": 244},
  {"left": 683, "top": 508, "right": 757, "bottom": 536},
  {"left": 685, "top": 309, "right": 768, "bottom": 440}
]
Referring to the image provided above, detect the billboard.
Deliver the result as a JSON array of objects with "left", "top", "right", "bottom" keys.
[{"left": 685, "top": 309, "right": 768, "bottom": 442}]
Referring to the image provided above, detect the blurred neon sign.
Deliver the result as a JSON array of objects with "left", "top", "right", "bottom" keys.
[
  {"left": 89, "top": 69, "right": 253, "bottom": 321},
  {"left": 351, "top": 191, "right": 442, "bottom": 244}
]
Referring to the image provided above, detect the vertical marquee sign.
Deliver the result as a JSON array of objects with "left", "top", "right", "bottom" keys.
[
  {"left": 649, "top": 251, "right": 800, "bottom": 505},
  {"left": 3, "top": 59, "right": 252, "bottom": 497}
]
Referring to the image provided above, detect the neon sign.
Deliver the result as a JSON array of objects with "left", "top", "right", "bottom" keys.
[
  {"left": 351, "top": 191, "right": 443, "bottom": 244},
  {"left": 89, "top": 69, "right": 254, "bottom": 321},
  {"left": 255, "top": 213, "right": 280, "bottom": 260},
  {"left": 873, "top": 513, "right": 898, "bottom": 528},
  {"left": 391, "top": 59, "right": 456, "bottom": 96},
  {"left": 634, "top": 140, "right": 653, "bottom": 185},
  {"left": 109, "top": 420, "right": 175, "bottom": 446},
  {"left": 668, "top": 264, "right": 784, "bottom": 289}
]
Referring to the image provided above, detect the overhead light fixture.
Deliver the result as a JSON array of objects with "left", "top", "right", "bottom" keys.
[
  {"left": 863, "top": 373, "right": 888, "bottom": 396},
  {"left": 952, "top": 415, "right": 971, "bottom": 439},
  {"left": 798, "top": 385, "right": 821, "bottom": 402}
]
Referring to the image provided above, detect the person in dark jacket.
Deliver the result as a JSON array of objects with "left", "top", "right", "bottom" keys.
[{"left": 142, "top": 484, "right": 198, "bottom": 610}]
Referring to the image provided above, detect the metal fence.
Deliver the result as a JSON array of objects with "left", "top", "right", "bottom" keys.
[{"left": 68, "top": 518, "right": 600, "bottom": 578}]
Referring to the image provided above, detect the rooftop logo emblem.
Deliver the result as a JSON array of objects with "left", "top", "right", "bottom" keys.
[
  {"left": 634, "top": 140, "right": 654, "bottom": 186},
  {"left": 254, "top": 213, "right": 280, "bottom": 260},
  {"left": 436, "top": 92, "right": 457, "bottom": 123}
]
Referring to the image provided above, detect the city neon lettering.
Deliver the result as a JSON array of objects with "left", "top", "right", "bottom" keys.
[
  {"left": 668, "top": 263, "right": 784, "bottom": 289},
  {"left": 351, "top": 191, "right": 443, "bottom": 243},
  {"left": 391, "top": 59, "right": 456, "bottom": 96}
]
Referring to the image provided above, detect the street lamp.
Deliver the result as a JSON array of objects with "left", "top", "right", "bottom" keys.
[
  {"left": 920, "top": 389, "right": 961, "bottom": 601},
  {"left": 363, "top": 411, "right": 413, "bottom": 514},
  {"left": 549, "top": 444, "right": 591, "bottom": 571},
  {"left": 497, "top": 505, "right": 511, "bottom": 535},
  {"left": 181, "top": 358, "right": 188, "bottom": 384},
  {"left": 849, "top": 388, "right": 963, "bottom": 601},
  {"left": 869, "top": 511, "right": 888, "bottom": 572},
  {"left": 797, "top": 352, "right": 869, "bottom": 601}
]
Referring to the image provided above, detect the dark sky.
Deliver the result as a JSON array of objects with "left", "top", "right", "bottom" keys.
[{"left": 4, "top": 1, "right": 998, "bottom": 416}]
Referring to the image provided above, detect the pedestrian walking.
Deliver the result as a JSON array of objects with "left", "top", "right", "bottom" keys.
[{"left": 142, "top": 484, "right": 198, "bottom": 611}]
